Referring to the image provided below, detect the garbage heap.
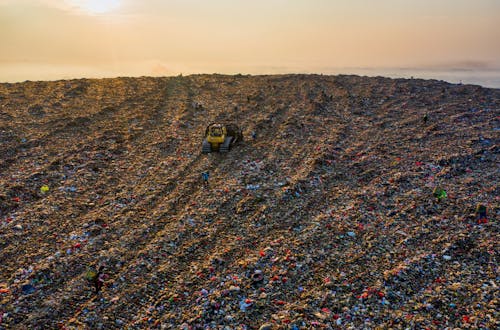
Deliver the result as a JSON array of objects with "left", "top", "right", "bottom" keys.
[{"left": 0, "top": 74, "right": 498, "bottom": 329}]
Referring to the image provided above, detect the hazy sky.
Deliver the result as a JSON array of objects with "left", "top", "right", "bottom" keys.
[{"left": 1, "top": 0, "right": 499, "bottom": 83}]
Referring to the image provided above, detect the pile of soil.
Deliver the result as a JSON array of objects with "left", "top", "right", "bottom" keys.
[{"left": 0, "top": 74, "right": 498, "bottom": 329}]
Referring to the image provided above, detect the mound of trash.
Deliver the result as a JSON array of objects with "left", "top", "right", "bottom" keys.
[{"left": 0, "top": 74, "right": 498, "bottom": 329}]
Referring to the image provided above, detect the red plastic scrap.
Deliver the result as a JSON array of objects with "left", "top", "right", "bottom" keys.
[{"left": 359, "top": 292, "right": 369, "bottom": 299}]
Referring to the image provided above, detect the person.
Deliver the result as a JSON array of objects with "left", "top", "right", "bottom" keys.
[
  {"left": 475, "top": 204, "right": 488, "bottom": 224},
  {"left": 433, "top": 187, "right": 446, "bottom": 203},
  {"left": 94, "top": 266, "right": 106, "bottom": 293},
  {"left": 87, "top": 265, "right": 106, "bottom": 294},
  {"left": 423, "top": 113, "right": 428, "bottom": 124},
  {"left": 251, "top": 131, "right": 257, "bottom": 140},
  {"left": 202, "top": 171, "right": 210, "bottom": 187}
]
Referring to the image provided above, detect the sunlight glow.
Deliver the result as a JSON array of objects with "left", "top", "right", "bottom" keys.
[{"left": 66, "top": 0, "right": 121, "bottom": 15}]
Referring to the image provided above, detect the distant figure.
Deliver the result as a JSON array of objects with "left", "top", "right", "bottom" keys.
[
  {"left": 86, "top": 265, "right": 106, "bottom": 294},
  {"left": 251, "top": 131, "right": 257, "bottom": 140},
  {"left": 423, "top": 113, "right": 428, "bottom": 124},
  {"left": 94, "top": 266, "right": 106, "bottom": 293},
  {"left": 475, "top": 204, "right": 488, "bottom": 224},
  {"left": 433, "top": 187, "right": 447, "bottom": 203},
  {"left": 202, "top": 171, "right": 210, "bottom": 187}
]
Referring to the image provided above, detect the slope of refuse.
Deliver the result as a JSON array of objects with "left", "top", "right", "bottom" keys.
[{"left": 0, "top": 74, "right": 498, "bottom": 329}]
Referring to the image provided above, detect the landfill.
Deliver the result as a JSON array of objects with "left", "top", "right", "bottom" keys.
[{"left": 0, "top": 74, "right": 498, "bottom": 329}]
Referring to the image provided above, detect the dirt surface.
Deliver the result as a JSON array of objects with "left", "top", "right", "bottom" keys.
[{"left": 0, "top": 74, "right": 498, "bottom": 329}]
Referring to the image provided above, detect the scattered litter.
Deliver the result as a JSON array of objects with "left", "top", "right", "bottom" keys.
[
  {"left": 21, "top": 284, "right": 36, "bottom": 295},
  {"left": 0, "top": 75, "right": 497, "bottom": 329},
  {"left": 40, "top": 185, "right": 50, "bottom": 194}
]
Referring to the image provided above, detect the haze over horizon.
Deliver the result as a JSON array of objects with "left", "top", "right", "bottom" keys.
[{"left": 1, "top": 0, "right": 499, "bottom": 86}]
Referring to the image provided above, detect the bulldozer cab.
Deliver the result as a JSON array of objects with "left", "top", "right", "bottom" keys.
[
  {"left": 209, "top": 125, "right": 224, "bottom": 137},
  {"left": 206, "top": 124, "right": 226, "bottom": 144},
  {"left": 205, "top": 124, "right": 225, "bottom": 137}
]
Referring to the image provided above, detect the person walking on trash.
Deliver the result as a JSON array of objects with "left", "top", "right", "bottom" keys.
[
  {"left": 433, "top": 187, "right": 447, "bottom": 203},
  {"left": 87, "top": 265, "right": 107, "bottom": 294},
  {"left": 95, "top": 266, "right": 107, "bottom": 293},
  {"left": 475, "top": 204, "right": 488, "bottom": 224},
  {"left": 202, "top": 171, "right": 210, "bottom": 187}
]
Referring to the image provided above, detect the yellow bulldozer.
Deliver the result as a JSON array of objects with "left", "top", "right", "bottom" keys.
[{"left": 202, "top": 123, "right": 243, "bottom": 153}]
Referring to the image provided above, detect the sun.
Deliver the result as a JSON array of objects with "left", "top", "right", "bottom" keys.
[{"left": 67, "top": 0, "right": 121, "bottom": 15}]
